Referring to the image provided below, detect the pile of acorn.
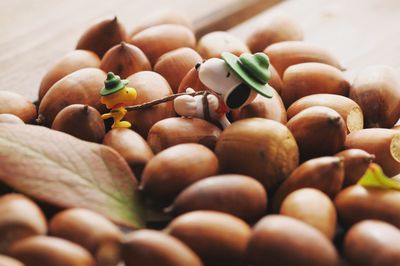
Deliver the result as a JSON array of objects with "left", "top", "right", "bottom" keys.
[{"left": 0, "top": 10, "right": 400, "bottom": 266}]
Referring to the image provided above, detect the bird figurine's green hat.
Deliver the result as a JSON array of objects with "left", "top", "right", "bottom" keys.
[{"left": 100, "top": 72, "right": 128, "bottom": 96}]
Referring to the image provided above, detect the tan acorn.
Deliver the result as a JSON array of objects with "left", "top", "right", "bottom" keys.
[
  {"left": 39, "top": 50, "right": 101, "bottom": 101},
  {"left": 0, "top": 91, "right": 36, "bottom": 123},
  {"left": 177, "top": 67, "right": 209, "bottom": 93},
  {"left": 0, "top": 255, "right": 24, "bottom": 266},
  {"left": 0, "top": 114, "right": 24, "bottom": 124},
  {"left": 268, "top": 64, "right": 283, "bottom": 94},
  {"left": 76, "top": 17, "right": 128, "bottom": 58},
  {"left": 100, "top": 42, "right": 151, "bottom": 79}
]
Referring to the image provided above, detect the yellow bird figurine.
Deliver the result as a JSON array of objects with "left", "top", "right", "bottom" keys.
[{"left": 100, "top": 72, "right": 137, "bottom": 128}]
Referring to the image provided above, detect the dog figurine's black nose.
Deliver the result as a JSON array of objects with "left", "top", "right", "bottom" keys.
[{"left": 195, "top": 62, "right": 202, "bottom": 71}]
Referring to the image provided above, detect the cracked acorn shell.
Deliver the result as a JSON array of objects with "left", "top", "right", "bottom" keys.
[
  {"left": 169, "top": 174, "right": 267, "bottom": 223},
  {"left": 51, "top": 104, "right": 105, "bottom": 143},
  {"left": 281, "top": 62, "right": 350, "bottom": 107},
  {"left": 39, "top": 50, "right": 101, "bottom": 101},
  {"left": 350, "top": 65, "right": 400, "bottom": 128},
  {"left": 166, "top": 210, "right": 251, "bottom": 266},
  {"left": 215, "top": 118, "right": 299, "bottom": 191},
  {"left": 76, "top": 17, "right": 128, "bottom": 58},
  {"left": 122, "top": 230, "right": 202, "bottom": 266},
  {"left": 287, "top": 94, "right": 363, "bottom": 133},
  {"left": 287, "top": 106, "right": 347, "bottom": 160},
  {"left": 345, "top": 128, "right": 400, "bottom": 176},
  {"left": 130, "top": 24, "right": 196, "bottom": 66},
  {"left": 100, "top": 42, "right": 151, "bottom": 79},
  {"left": 154, "top": 47, "right": 202, "bottom": 93},
  {"left": 264, "top": 41, "right": 343, "bottom": 77},
  {"left": 147, "top": 117, "right": 221, "bottom": 154},
  {"left": 0, "top": 91, "right": 36, "bottom": 123}
]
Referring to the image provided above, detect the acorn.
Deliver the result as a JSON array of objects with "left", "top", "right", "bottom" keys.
[
  {"left": 287, "top": 94, "right": 363, "bottom": 133},
  {"left": 154, "top": 48, "right": 202, "bottom": 93},
  {"left": 281, "top": 63, "right": 350, "bottom": 107},
  {"left": 0, "top": 114, "right": 24, "bottom": 124},
  {"left": 280, "top": 188, "right": 337, "bottom": 239},
  {"left": 177, "top": 67, "right": 209, "bottom": 93},
  {"left": 0, "top": 91, "right": 36, "bottom": 123},
  {"left": 130, "top": 24, "right": 196, "bottom": 66},
  {"left": 76, "top": 17, "right": 128, "bottom": 58},
  {"left": 231, "top": 89, "right": 287, "bottom": 124},
  {"left": 345, "top": 128, "right": 400, "bottom": 176},
  {"left": 51, "top": 104, "right": 105, "bottom": 143},
  {"left": 246, "top": 215, "right": 340, "bottom": 266},
  {"left": 147, "top": 117, "right": 221, "bottom": 154},
  {"left": 38, "top": 68, "right": 106, "bottom": 127},
  {"left": 349, "top": 65, "right": 400, "bottom": 128},
  {"left": 38, "top": 50, "right": 101, "bottom": 101},
  {"left": 0, "top": 194, "right": 47, "bottom": 253},
  {"left": 9, "top": 236, "right": 94, "bottom": 266},
  {"left": 196, "top": 31, "right": 250, "bottom": 59},
  {"left": 122, "top": 230, "right": 202, "bottom": 266},
  {"left": 100, "top": 42, "right": 151, "bottom": 79},
  {"left": 124, "top": 71, "right": 175, "bottom": 138},
  {"left": 268, "top": 64, "right": 283, "bottom": 94},
  {"left": 287, "top": 106, "right": 347, "bottom": 160},
  {"left": 130, "top": 10, "right": 193, "bottom": 36},
  {"left": 246, "top": 13, "right": 303, "bottom": 53},
  {"left": 0, "top": 255, "right": 24, "bottom": 266},
  {"left": 49, "top": 208, "right": 122, "bottom": 266},
  {"left": 272, "top": 156, "right": 344, "bottom": 212},
  {"left": 168, "top": 174, "right": 267, "bottom": 223},
  {"left": 335, "top": 149, "right": 375, "bottom": 187},
  {"left": 335, "top": 185, "right": 400, "bottom": 228},
  {"left": 140, "top": 143, "right": 219, "bottom": 205},
  {"left": 215, "top": 118, "right": 299, "bottom": 191},
  {"left": 344, "top": 220, "right": 400, "bottom": 265},
  {"left": 264, "top": 41, "right": 343, "bottom": 77},
  {"left": 103, "top": 128, "right": 153, "bottom": 178},
  {"left": 165, "top": 210, "right": 251, "bottom": 266}
]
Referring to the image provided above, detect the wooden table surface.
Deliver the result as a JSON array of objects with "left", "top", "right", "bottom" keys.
[{"left": 1, "top": 0, "right": 400, "bottom": 101}]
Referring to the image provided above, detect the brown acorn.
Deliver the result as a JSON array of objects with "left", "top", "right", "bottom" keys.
[
  {"left": 103, "top": 128, "right": 154, "bottom": 178},
  {"left": 335, "top": 185, "right": 400, "bottom": 228},
  {"left": 177, "top": 67, "right": 209, "bottom": 93},
  {"left": 147, "top": 117, "right": 221, "bottom": 154},
  {"left": 231, "top": 89, "right": 287, "bottom": 124},
  {"left": 349, "top": 65, "right": 400, "bottom": 128},
  {"left": 264, "top": 41, "right": 343, "bottom": 77},
  {"left": 51, "top": 104, "right": 105, "bottom": 143},
  {"left": 335, "top": 149, "right": 375, "bottom": 187},
  {"left": 0, "top": 114, "right": 24, "bottom": 124},
  {"left": 9, "top": 236, "right": 94, "bottom": 266},
  {"left": 196, "top": 31, "right": 249, "bottom": 59},
  {"left": 247, "top": 215, "right": 340, "bottom": 266},
  {"left": 215, "top": 118, "right": 299, "bottom": 191},
  {"left": 100, "top": 42, "right": 151, "bottom": 79},
  {"left": 122, "top": 230, "right": 202, "bottom": 266},
  {"left": 0, "top": 91, "right": 37, "bottom": 123},
  {"left": 165, "top": 211, "right": 251, "bottom": 266},
  {"left": 169, "top": 174, "right": 267, "bottom": 223},
  {"left": 287, "top": 106, "right": 347, "bottom": 160},
  {"left": 287, "top": 94, "right": 363, "bottom": 133},
  {"left": 124, "top": 71, "right": 175, "bottom": 138},
  {"left": 345, "top": 128, "right": 400, "bottom": 176},
  {"left": 246, "top": 13, "right": 303, "bottom": 53},
  {"left": 140, "top": 143, "right": 219, "bottom": 205},
  {"left": 272, "top": 156, "right": 344, "bottom": 212},
  {"left": 39, "top": 50, "right": 101, "bottom": 101},
  {"left": 0, "top": 255, "right": 24, "bottom": 266},
  {"left": 268, "top": 64, "right": 283, "bottom": 94},
  {"left": 0, "top": 194, "right": 47, "bottom": 253},
  {"left": 76, "top": 17, "right": 128, "bottom": 58},
  {"left": 130, "top": 24, "right": 196, "bottom": 66},
  {"left": 38, "top": 68, "right": 106, "bottom": 127},
  {"left": 281, "top": 63, "right": 350, "bottom": 107},
  {"left": 154, "top": 48, "right": 202, "bottom": 93}
]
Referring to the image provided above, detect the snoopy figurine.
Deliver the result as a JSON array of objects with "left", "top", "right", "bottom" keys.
[{"left": 174, "top": 52, "right": 274, "bottom": 128}]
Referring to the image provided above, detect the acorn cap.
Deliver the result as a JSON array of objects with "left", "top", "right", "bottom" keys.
[
  {"left": 100, "top": 72, "right": 128, "bottom": 96},
  {"left": 222, "top": 52, "right": 274, "bottom": 98}
]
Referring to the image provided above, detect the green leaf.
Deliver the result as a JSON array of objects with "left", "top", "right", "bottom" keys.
[
  {"left": 358, "top": 163, "right": 400, "bottom": 190},
  {"left": 0, "top": 124, "right": 144, "bottom": 228}
]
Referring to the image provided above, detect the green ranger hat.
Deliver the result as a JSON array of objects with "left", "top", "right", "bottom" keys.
[
  {"left": 100, "top": 72, "right": 128, "bottom": 96},
  {"left": 221, "top": 52, "right": 274, "bottom": 98}
]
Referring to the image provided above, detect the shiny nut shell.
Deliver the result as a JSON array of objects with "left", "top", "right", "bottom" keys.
[
  {"left": 0, "top": 114, "right": 24, "bottom": 124},
  {"left": 0, "top": 91, "right": 36, "bottom": 123},
  {"left": 0, "top": 255, "right": 24, "bottom": 266}
]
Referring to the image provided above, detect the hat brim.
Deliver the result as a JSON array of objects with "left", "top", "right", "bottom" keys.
[
  {"left": 222, "top": 52, "right": 273, "bottom": 98},
  {"left": 100, "top": 80, "right": 129, "bottom": 96}
]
